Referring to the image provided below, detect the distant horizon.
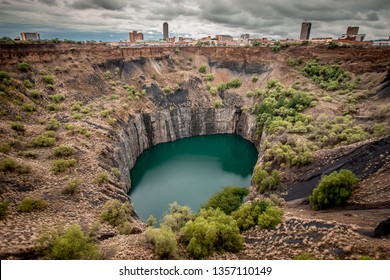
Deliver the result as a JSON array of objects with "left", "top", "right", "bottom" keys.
[{"left": 0, "top": 0, "right": 389, "bottom": 42}]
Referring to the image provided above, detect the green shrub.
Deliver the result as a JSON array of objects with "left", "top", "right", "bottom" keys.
[
  {"left": 146, "top": 215, "right": 157, "bottom": 227},
  {"left": 46, "top": 118, "right": 60, "bottom": 130},
  {"left": 205, "top": 73, "right": 214, "bottom": 81},
  {"left": 51, "top": 159, "right": 77, "bottom": 173},
  {"left": 0, "top": 70, "right": 10, "bottom": 80},
  {"left": 17, "top": 197, "right": 49, "bottom": 212},
  {"left": 0, "top": 158, "right": 31, "bottom": 174},
  {"left": 100, "top": 199, "right": 131, "bottom": 226},
  {"left": 42, "top": 75, "right": 54, "bottom": 85},
  {"left": 111, "top": 167, "right": 120, "bottom": 178},
  {"left": 217, "top": 83, "right": 228, "bottom": 92},
  {"left": 47, "top": 103, "right": 61, "bottom": 112},
  {"left": 163, "top": 86, "right": 173, "bottom": 94},
  {"left": 161, "top": 202, "right": 193, "bottom": 233},
  {"left": 174, "top": 47, "right": 180, "bottom": 54},
  {"left": 64, "top": 178, "right": 81, "bottom": 195},
  {"left": 309, "top": 169, "right": 358, "bottom": 210},
  {"left": 50, "top": 94, "right": 65, "bottom": 103},
  {"left": 251, "top": 76, "right": 259, "bottom": 83},
  {"left": 94, "top": 172, "right": 109, "bottom": 185},
  {"left": 18, "top": 62, "right": 32, "bottom": 72},
  {"left": 23, "top": 80, "right": 33, "bottom": 89},
  {"left": 37, "top": 224, "right": 101, "bottom": 259},
  {"left": 209, "top": 87, "right": 218, "bottom": 95},
  {"left": 30, "top": 89, "right": 41, "bottom": 99},
  {"left": 272, "top": 44, "right": 281, "bottom": 53},
  {"left": 46, "top": 84, "right": 55, "bottom": 90},
  {"left": 18, "top": 150, "right": 38, "bottom": 159},
  {"left": 0, "top": 202, "right": 9, "bottom": 220},
  {"left": 52, "top": 145, "right": 75, "bottom": 157},
  {"left": 252, "top": 167, "right": 281, "bottom": 193},
  {"left": 293, "top": 252, "right": 316, "bottom": 260},
  {"left": 198, "top": 65, "right": 207, "bottom": 74},
  {"left": 228, "top": 78, "right": 241, "bottom": 88},
  {"left": 22, "top": 103, "right": 37, "bottom": 112},
  {"left": 11, "top": 122, "right": 25, "bottom": 132},
  {"left": 232, "top": 199, "right": 283, "bottom": 231},
  {"left": 214, "top": 100, "right": 221, "bottom": 108},
  {"left": 181, "top": 208, "right": 243, "bottom": 259},
  {"left": 0, "top": 144, "right": 11, "bottom": 153},
  {"left": 202, "top": 186, "right": 248, "bottom": 215},
  {"left": 246, "top": 90, "right": 254, "bottom": 98},
  {"left": 118, "top": 221, "right": 133, "bottom": 235},
  {"left": 31, "top": 134, "right": 56, "bottom": 147},
  {"left": 145, "top": 226, "right": 177, "bottom": 259}
]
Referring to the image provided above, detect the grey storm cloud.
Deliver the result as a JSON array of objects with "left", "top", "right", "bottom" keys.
[{"left": 0, "top": 0, "right": 389, "bottom": 40}]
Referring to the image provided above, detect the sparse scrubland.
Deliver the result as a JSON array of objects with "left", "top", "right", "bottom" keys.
[{"left": 0, "top": 43, "right": 389, "bottom": 260}]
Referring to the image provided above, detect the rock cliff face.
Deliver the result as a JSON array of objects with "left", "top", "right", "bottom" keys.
[{"left": 115, "top": 107, "right": 259, "bottom": 191}]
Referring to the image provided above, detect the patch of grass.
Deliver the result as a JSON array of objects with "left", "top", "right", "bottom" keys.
[
  {"left": 18, "top": 62, "right": 32, "bottom": 72},
  {"left": 22, "top": 103, "right": 37, "bottom": 112},
  {"left": 46, "top": 118, "right": 60, "bottom": 130},
  {"left": 111, "top": 167, "right": 120, "bottom": 178},
  {"left": 31, "top": 133, "right": 56, "bottom": 147},
  {"left": 94, "top": 172, "right": 109, "bottom": 185},
  {"left": 11, "top": 122, "right": 25, "bottom": 132},
  {"left": 30, "top": 89, "right": 41, "bottom": 99},
  {"left": 198, "top": 65, "right": 207, "bottom": 74},
  {"left": 17, "top": 197, "right": 49, "bottom": 212},
  {"left": 52, "top": 145, "right": 75, "bottom": 157},
  {"left": 0, "top": 158, "right": 31, "bottom": 174},
  {"left": 18, "top": 150, "right": 38, "bottom": 159},
  {"left": 50, "top": 94, "right": 65, "bottom": 103},
  {"left": 42, "top": 75, "right": 54, "bottom": 85},
  {"left": 23, "top": 80, "right": 33, "bottom": 89},
  {"left": 64, "top": 178, "right": 81, "bottom": 195},
  {"left": 52, "top": 159, "right": 77, "bottom": 173}
]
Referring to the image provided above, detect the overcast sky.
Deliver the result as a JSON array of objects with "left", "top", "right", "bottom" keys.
[{"left": 0, "top": 0, "right": 389, "bottom": 41}]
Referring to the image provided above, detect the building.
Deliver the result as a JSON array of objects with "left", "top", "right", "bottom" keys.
[
  {"left": 339, "top": 26, "right": 365, "bottom": 42},
  {"left": 129, "top": 31, "right": 144, "bottom": 43},
  {"left": 163, "top": 22, "right": 169, "bottom": 40},
  {"left": 240, "top": 34, "right": 250, "bottom": 40},
  {"left": 347, "top": 26, "right": 359, "bottom": 36},
  {"left": 20, "top": 32, "right": 40, "bottom": 41},
  {"left": 311, "top": 37, "right": 333, "bottom": 43},
  {"left": 300, "top": 22, "right": 312, "bottom": 40},
  {"left": 216, "top": 35, "right": 233, "bottom": 41},
  {"left": 372, "top": 37, "right": 390, "bottom": 46}
]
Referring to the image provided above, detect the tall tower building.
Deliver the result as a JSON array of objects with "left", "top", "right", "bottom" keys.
[
  {"left": 163, "top": 22, "right": 169, "bottom": 40},
  {"left": 300, "top": 22, "right": 312, "bottom": 40}
]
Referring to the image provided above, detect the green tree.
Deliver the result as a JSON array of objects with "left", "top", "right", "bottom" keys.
[
  {"left": 202, "top": 186, "right": 248, "bottom": 215},
  {"left": 309, "top": 169, "right": 358, "bottom": 210}
]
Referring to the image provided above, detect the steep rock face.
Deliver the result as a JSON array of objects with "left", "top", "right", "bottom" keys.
[{"left": 115, "top": 107, "right": 258, "bottom": 191}]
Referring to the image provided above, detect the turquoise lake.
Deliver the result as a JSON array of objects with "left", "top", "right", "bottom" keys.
[{"left": 129, "top": 134, "right": 258, "bottom": 222}]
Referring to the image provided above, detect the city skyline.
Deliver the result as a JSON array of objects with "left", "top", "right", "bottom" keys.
[{"left": 0, "top": 0, "right": 389, "bottom": 42}]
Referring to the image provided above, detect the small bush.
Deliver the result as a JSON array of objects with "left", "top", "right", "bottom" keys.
[
  {"left": 232, "top": 199, "right": 283, "bottom": 231},
  {"left": 42, "top": 75, "right": 54, "bottom": 85},
  {"left": 64, "top": 178, "right": 81, "bottom": 195},
  {"left": 251, "top": 76, "right": 259, "bottom": 83},
  {"left": 118, "top": 221, "right": 133, "bottom": 235},
  {"left": 30, "top": 89, "right": 41, "bottom": 99},
  {"left": 146, "top": 215, "right": 157, "bottom": 227},
  {"left": 228, "top": 78, "right": 242, "bottom": 88},
  {"left": 47, "top": 103, "right": 61, "bottom": 112},
  {"left": 23, "top": 80, "right": 33, "bottom": 89},
  {"left": 163, "top": 86, "right": 173, "bottom": 94},
  {"left": 18, "top": 62, "right": 32, "bottom": 72},
  {"left": 52, "top": 145, "right": 75, "bottom": 157},
  {"left": 145, "top": 226, "right": 177, "bottom": 259},
  {"left": 46, "top": 118, "right": 60, "bottom": 130},
  {"left": 100, "top": 199, "right": 131, "bottom": 226},
  {"left": 111, "top": 167, "right": 120, "bottom": 178},
  {"left": 0, "top": 202, "right": 9, "bottom": 220},
  {"left": 17, "top": 197, "right": 49, "bottom": 212},
  {"left": 246, "top": 90, "right": 254, "bottom": 98},
  {"left": 51, "top": 159, "right": 77, "bottom": 173},
  {"left": 0, "top": 144, "right": 11, "bottom": 153},
  {"left": 31, "top": 134, "right": 56, "bottom": 147},
  {"left": 309, "top": 169, "right": 358, "bottom": 210},
  {"left": 37, "top": 224, "right": 101, "bottom": 259},
  {"left": 18, "top": 150, "right": 38, "bottom": 159},
  {"left": 94, "top": 172, "right": 109, "bottom": 185},
  {"left": 210, "top": 87, "right": 218, "bottom": 95},
  {"left": 252, "top": 167, "right": 281, "bottom": 193},
  {"left": 11, "top": 122, "right": 25, "bottom": 132},
  {"left": 214, "top": 100, "right": 221, "bottom": 108},
  {"left": 161, "top": 202, "right": 193, "bottom": 233},
  {"left": 202, "top": 186, "right": 249, "bottom": 215},
  {"left": 0, "top": 158, "right": 31, "bottom": 174},
  {"left": 181, "top": 208, "right": 243, "bottom": 259},
  {"left": 50, "top": 94, "right": 65, "bottom": 103},
  {"left": 205, "top": 73, "right": 214, "bottom": 81},
  {"left": 22, "top": 103, "right": 37, "bottom": 112},
  {"left": 198, "top": 65, "right": 207, "bottom": 74}
]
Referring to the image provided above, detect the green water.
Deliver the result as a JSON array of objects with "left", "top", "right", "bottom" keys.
[{"left": 129, "top": 134, "right": 258, "bottom": 222}]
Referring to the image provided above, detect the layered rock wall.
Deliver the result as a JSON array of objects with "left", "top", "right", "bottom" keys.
[{"left": 115, "top": 107, "right": 258, "bottom": 191}]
